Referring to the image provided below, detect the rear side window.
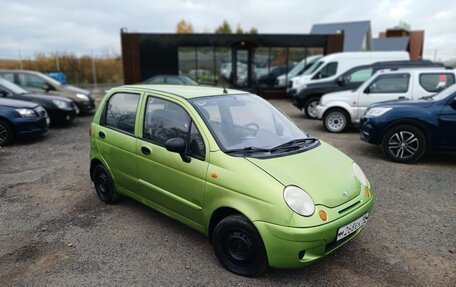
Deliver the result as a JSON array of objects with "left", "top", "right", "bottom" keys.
[
  {"left": 18, "top": 74, "right": 47, "bottom": 89},
  {"left": 368, "top": 74, "right": 410, "bottom": 93},
  {"left": 0, "top": 73, "right": 15, "bottom": 83},
  {"left": 419, "top": 73, "right": 455, "bottom": 92},
  {"left": 104, "top": 93, "right": 140, "bottom": 134}
]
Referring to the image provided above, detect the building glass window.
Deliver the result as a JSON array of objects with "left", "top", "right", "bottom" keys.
[{"left": 178, "top": 47, "right": 197, "bottom": 80}]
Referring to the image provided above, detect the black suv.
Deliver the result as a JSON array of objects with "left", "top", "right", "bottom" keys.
[{"left": 293, "top": 60, "right": 444, "bottom": 119}]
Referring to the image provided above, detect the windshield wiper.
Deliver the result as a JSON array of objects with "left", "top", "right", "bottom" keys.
[
  {"left": 271, "top": 137, "right": 318, "bottom": 151},
  {"left": 225, "top": 146, "right": 273, "bottom": 155}
]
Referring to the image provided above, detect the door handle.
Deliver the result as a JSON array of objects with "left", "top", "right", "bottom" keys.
[
  {"left": 99, "top": 131, "right": 105, "bottom": 139},
  {"left": 398, "top": 96, "right": 406, "bottom": 100},
  {"left": 141, "top": 146, "right": 151, "bottom": 155}
]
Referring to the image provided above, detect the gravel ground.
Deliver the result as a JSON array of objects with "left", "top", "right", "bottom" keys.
[{"left": 0, "top": 98, "right": 455, "bottom": 287}]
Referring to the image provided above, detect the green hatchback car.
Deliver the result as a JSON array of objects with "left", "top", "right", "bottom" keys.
[{"left": 90, "top": 85, "right": 374, "bottom": 276}]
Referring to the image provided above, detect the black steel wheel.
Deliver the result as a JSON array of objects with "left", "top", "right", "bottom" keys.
[
  {"left": 0, "top": 120, "right": 13, "bottom": 146},
  {"left": 304, "top": 97, "right": 319, "bottom": 119},
  {"left": 382, "top": 125, "right": 426, "bottom": 163},
  {"left": 92, "top": 164, "right": 119, "bottom": 203},
  {"left": 212, "top": 214, "right": 268, "bottom": 277}
]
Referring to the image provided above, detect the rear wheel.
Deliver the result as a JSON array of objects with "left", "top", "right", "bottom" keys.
[
  {"left": 212, "top": 215, "right": 268, "bottom": 277},
  {"left": 304, "top": 97, "right": 319, "bottom": 119},
  {"left": 382, "top": 125, "right": 426, "bottom": 163},
  {"left": 0, "top": 120, "right": 14, "bottom": 146},
  {"left": 92, "top": 164, "right": 119, "bottom": 203},
  {"left": 323, "top": 109, "right": 349, "bottom": 133}
]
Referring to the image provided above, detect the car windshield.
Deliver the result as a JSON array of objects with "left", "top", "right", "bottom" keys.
[
  {"left": 430, "top": 84, "right": 456, "bottom": 101},
  {"left": 0, "top": 77, "right": 28, "bottom": 94},
  {"left": 190, "top": 94, "right": 317, "bottom": 156},
  {"left": 180, "top": 76, "right": 198, "bottom": 85},
  {"left": 302, "top": 60, "right": 324, "bottom": 76}
]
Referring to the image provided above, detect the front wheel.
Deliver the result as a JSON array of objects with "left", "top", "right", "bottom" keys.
[
  {"left": 304, "top": 97, "right": 319, "bottom": 119},
  {"left": 212, "top": 215, "right": 268, "bottom": 277},
  {"left": 323, "top": 109, "right": 349, "bottom": 133},
  {"left": 0, "top": 120, "right": 14, "bottom": 146},
  {"left": 381, "top": 125, "right": 426, "bottom": 163}
]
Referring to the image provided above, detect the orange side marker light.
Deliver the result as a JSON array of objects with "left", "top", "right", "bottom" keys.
[
  {"left": 211, "top": 173, "right": 218, "bottom": 179},
  {"left": 364, "top": 187, "right": 371, "bottom": 198},
  {"left": 319, "top": 210, "right": 327, "bottom": 221}
]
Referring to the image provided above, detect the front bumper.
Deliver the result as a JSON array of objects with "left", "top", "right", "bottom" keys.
[
  {"left": 315, "top": 105, "right": 328, "bottom": 119},
  {"left": 49, "top": 109, "right": 77, "bottom": 125},
  {"left": 14, "top": 117, "right": 49, "bottom": 139},
  {"left": 359, "top": 116, "right": 385, "bottom": 145},
  {"left": 254, "top": 196, "right": 374, "bottom": 269},
  {"left": 76, "top": 99, "right": 96, "bottom": 113}
]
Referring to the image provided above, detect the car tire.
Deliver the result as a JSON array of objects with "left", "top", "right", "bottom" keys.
[
  {"left": 212, "top": 214, "right": 268, "bottom": 277},
  {"left": 304, "top": 97, "right": 320, "bottom": 119},
  {"left": 92, "top": 164, "right": 120, "bottom": 203},
  {"left": 323, "top": 108, "right": 349, "bottom": 133},
  {"left": 381, "top": 125, "right": 426, "bottom": 163},
  {"left": 0, "top": 120, "right": 14, "bottom": 147}
]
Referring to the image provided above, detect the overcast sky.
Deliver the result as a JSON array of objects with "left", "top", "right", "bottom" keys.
[{"left": 0, "top": 0, "right": 455, "bottom": 61}]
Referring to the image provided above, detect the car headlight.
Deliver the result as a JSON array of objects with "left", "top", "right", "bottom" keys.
[
  {"left": 15, "top": 108, "right": 38, "bottom": 118},
  {"left": 353, "top": 162, "right": 370, "bottom": 187},
  {"left": 365, "top": 107, "right": 392, "bottom": 117},
  {"left": 52, "top": 99, "right": 70, "bottom": 109},
  {"left": 283, "top": 186, "right": 315, "bottom": 217},
  {"left": 76, "top": 93, "right": 90, "bottom": 101}
]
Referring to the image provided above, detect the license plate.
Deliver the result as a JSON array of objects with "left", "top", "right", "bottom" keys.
[{"left": 336, "top": 213, "right": 369, "bottom": 241}]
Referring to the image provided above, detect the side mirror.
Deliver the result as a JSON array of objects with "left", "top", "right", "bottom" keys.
[
  {"left": 165, "top": 138, "right": 191, "bottom": 163},
  {"left": 43, "top": 83, "right": 52, "bottom": 92},
  {"left": 451, "top": 97, "right": 456, "bottom": 109},
  {"left": 337, "top": 76, "right": 345, "bottom": 85}
]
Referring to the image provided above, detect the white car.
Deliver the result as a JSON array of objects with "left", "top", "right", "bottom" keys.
[
  {"left": 276, "top": 55, "right": 322, "bottom": 87},
  {"left": 316, "top": 67, "right": 456, "bottom": 132}
]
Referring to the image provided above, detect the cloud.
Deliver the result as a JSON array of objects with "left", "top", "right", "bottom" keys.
[{"left": 0, "top": 0, "right": 454, "bottom": 60}]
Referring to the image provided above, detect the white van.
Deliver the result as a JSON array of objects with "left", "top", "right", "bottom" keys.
[
  {"left": 315, "top": 67, "right": 456, "bottom": 132},
  {"left": 276, "top": 55, "right": 322, "bottom": 87},
  {"left": 288, "top": 51, "right": 410, "bottom": 96}
]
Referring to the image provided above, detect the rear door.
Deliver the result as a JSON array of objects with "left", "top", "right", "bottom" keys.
[
  {"left": 357, "top": 73, "right": 411, "bottom": 118},
  {"left": 95, "top": 92, "right": 141, "bottom": 193},
  {"left": 135, "top": 95, "right": 209, "bottom": 227}
]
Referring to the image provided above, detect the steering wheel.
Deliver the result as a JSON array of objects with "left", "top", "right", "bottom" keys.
[{"left": 239, "top": 122, "right": 260, "bottom": 137}]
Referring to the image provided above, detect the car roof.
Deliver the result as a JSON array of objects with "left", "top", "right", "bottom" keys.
[
  {"left": 120, "top": 84, "right": 247, "bottom": 99},
  {"left": 376, "top": 67, "right": 455, "bottom": 75}
]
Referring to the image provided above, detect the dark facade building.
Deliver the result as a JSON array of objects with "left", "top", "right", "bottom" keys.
[{"left": 120, "top": 31, "right": 344, "bottom": 92}]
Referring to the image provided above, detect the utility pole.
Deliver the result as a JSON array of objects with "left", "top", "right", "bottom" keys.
[
  {"left": 18, "top": 49, "right": 23, "bottom": 70},
  {"left": 91, "top": 51, "right": 98, "bottom": 89},
  {"left": 55, "top": 50, "right": 60, "bottom": 71}
]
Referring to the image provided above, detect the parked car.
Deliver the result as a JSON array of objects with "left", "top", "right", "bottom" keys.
[
  {"left": 0, "top": 69, "right": 95, "bottom": 113},
  {"left": 293, "top": 60, "right": 444, "bottom": 119},
  {"left": 275, "top": 55, "right": 322, "bottom": 87},
  {"left": 0, "top": 98, "right": 49, "bottom": 146},
  {"left": 0, "top": 77, "right": 78, "bottom": 126},
  {"left": 316, "top": 67, "right": 456, "bottom": 132},
  {"left": 288, "top": 51, "right": 409, "bottom": 97},
  {"left": 257, "top": 65, "right": 294, "bottom": 87},
  {"left": 90, "top": 85, "right": 374, "bottom": 276},
  {"left": 359, "top": 84, "right": 456, "bottom": 163},
  {"left": 143, "top": 74, "right": 198, "bottom": 85}
]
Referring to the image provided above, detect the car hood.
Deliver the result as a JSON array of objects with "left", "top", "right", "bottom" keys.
[
  {"left": 369, "top": 98, "right": 434, "bottom": 109},
  {"left": 62, "top": 85, "right": 90, "bottom": 95},
  {"left": 246, "top": 142, "right": 362, "bottom": 208},
  {"left": 23, "top": 92, "right": 73, "bottom": 103},
  {"left": 320, "top": 90, "right": 356, "bottom": 106},
  {"left": 0, "top": 98, "right": 38, "bottom": 108}
]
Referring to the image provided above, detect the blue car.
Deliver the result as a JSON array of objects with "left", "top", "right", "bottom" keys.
[
  {"left": 359, "top": 85, "right": 456, "bottom": 163},
  {"left": 0, "top": 98, "right": 49, "bottom": 146}
]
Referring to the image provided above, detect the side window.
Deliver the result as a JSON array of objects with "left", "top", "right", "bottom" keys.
[
  {"left": 419, "top": 73, "right": 455, "bottom": 93},
  {"left": 316, "top": 62, "right": 338, "bottom": 79},
  {"left": 143, "top": 97, "right": 205, "bottom": 159},
  {"left": 20, "top": 74, "right": 47, "bottom": 89},
  {"left": 346, "top": 68, "right": 373, "bottom": 83},
  {"left": 104, "top": 93, "right": 140, "bottom": 134},
  {"left": 1, "top": 73, "right": 15, "bottom": 83},
  {"left": 367, "top": 74, "right": 410, "bottom": 94}
]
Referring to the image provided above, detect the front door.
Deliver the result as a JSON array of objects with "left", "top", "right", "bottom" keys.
[
  {"left": 136, "top": 95, "right": 208, "bottom": 227},
  {"left": 357, "top": 73, "right": 411, "bottom": 119},
  {"left": 438, "top": 94, "right": 456, "bottom": 148}
]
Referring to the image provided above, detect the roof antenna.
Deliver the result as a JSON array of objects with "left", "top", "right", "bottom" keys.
[{"left": 222, "top": 82, "right": 228, "bottom": 94}]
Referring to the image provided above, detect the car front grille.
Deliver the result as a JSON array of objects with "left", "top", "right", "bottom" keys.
[{"left": 34, "top": 106, "right": 48, "bottom": 118}]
